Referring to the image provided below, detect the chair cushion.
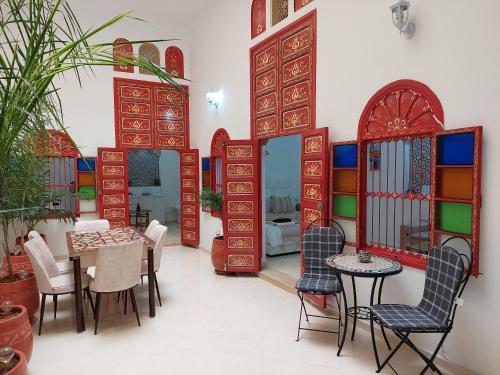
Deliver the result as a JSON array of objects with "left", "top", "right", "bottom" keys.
[
  {"left": 295, "top": 275, "right": 341, "bottom": 294},
  {"left": 369, "top": 304, "right": 447, "bottom": 332},
  {"left": 51, "top": 273, "right": 90, "bottom": 294}
]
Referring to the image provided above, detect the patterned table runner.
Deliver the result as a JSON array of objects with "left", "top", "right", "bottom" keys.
[{"left": 68, "top": 227, "right": 153, "bottom": 253}]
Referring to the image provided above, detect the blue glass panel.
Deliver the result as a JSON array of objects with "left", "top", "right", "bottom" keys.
[
  {"left": 77, "top": 158, "right": 95, "bottom": 171},
  {"left": 438, "top": 133, "right": 474, "bottom": 165},
  {"left": 202, "top": 157, "right": 211, "bottom": 171},
  {"left": 334, "top": 144, "right": 357, "bottom": 168}
]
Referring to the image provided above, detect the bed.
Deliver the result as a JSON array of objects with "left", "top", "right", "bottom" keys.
[{"left": 264, "top": 179, "right": 301, "bottom": 256}]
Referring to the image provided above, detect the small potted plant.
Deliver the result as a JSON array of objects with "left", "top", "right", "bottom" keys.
[
  {"left": 199, "top": 189, "right": 228, "bottom": 274},
  {"left": 0, "top": 347, "right": 28, "bottom": 375},
  {"left": 0, "top": 302, "right": 32, "bottom": 363}
]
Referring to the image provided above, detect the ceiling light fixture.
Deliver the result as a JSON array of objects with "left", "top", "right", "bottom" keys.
[{"left": 390, "top": 0, "right": 416, "bottom": 39}]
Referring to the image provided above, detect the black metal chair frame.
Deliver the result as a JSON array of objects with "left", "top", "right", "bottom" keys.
[
  {"left": 296, "top": 218, "right": 346, "bottom": 345},
  {"left": 369, "top": 236, "right": 473, "bottom": 375}
]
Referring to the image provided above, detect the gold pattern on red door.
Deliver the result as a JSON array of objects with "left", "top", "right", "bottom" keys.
[
  {"left": 98, "top": 148, "right": 129, "bottom": 228},
  {"left": 251, "top": 11, "right": 316, "bottom": 140},
  {"left": 223, "top": 140, "right": 260, "bottom": 273},
  {"left": 300, "top": 128, "right": 329, "bottom": 308},
  {"left": 180, "top": 150, "right": 199, "bottom": 247},
  {"left": 114, "top": 78, "right": 190, "bottom": 150}
]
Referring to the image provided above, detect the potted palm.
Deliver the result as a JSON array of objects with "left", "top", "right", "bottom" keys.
[
  {"left": 0, "top": 0, "right": 182, "bottom": 322},
  {"left": 199, "top": 189, "right": 228, "bottom": 274}
]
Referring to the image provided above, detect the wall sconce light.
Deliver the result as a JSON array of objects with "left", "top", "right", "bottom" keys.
[
  {"left": 206, "top": 90, "right": 222, "bottom": 109},
  {"left": 390, "top": 0, "right": 416, "bottom": 39}
]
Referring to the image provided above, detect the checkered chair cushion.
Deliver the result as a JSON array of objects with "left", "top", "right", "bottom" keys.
[
  {"left": 370, "top": 245, "right": 465, "bottom": 332},
  {"left": 295, "top": 226, "right": 343, "bottom": 295}
]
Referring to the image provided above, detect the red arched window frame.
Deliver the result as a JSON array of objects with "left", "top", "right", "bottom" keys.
[
  {"left": 113, "top": 38, "right": 133, "bottom": 73},
  {"left": 165, "top": 46, "right": 184, "bottom": 78},
  {"left": 357, "top": 80, "right": 444, "bottom": 268},
  {"left": 251, "top": 0, "right": 266, "bottom": 39},
  {"left": 210, "top": 128, "right": 230, "bottom": 218},
  {"left": 36, "top": 130, "right": 80, "bottom": 217}
]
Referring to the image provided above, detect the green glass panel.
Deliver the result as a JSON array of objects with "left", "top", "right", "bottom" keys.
[
  {"left": 438, "top": 202, "right": 472, "bottom": 235},
  {"left": 79, "top": 186, "right": 96, "bottom": 199},
  {"left": 334, "top": 195, "right": 356, "bottom": 218}
]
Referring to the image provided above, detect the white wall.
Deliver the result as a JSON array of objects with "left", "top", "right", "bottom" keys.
[{"left": 189, "top": 1, "right": 500, "bottom": 373}]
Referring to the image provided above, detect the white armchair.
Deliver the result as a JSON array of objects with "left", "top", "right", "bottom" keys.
[{"left": 74, "top": 219, "right": 110, "bottom": 232}]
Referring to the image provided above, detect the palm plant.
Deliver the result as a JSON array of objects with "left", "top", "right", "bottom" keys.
[{"left": 0, "top": 0, "right": 183, "bottom": 278}]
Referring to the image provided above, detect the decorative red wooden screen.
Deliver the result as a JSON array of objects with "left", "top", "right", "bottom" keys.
[
  {"left": 113, "top": 38, "right": 133, "bottom": 73},
  {"left": 250, "top": 10, "right": 316, "bottom": 140},
  {"left": 165, "top": 46, "right": 184, "bottom": 78},
  {"left": 114, "top": 78, "right": 189, "bottom": 150},
  {"left": 251, "top": 0, "right": 266, "bottom": 39},
  {"left": 97, "top": 148, "right": 129, "bottom": 228},
  {"left": 301, "top": 127, "right": 329, "bottom": 307},
  {"left": 294, "top": 0, "right": 314, "bottom": 11},
  {"left": 180, "top": 150, "right": 200, "bottom": 247},
  {"left": 138, "top": 43, "right": 160, "bottom": 75},
  {"left": 222, "top": 140, "right": 260, "bottom": 273},
  {"left": 210, "top": 129, "right": 230, "bottom": 218}
]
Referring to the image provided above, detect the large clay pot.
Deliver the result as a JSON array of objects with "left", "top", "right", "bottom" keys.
[
  {"left": 3, "top": 350, "right": 28, "bottom": 375},
  {"left": 0, "top": 275, "right": 39, "bottom": 319},
  {"left": 0, "top": 306, "right": 33, "bottom": 362},
  {"left": 211, "top": 236, "right": 230, "bottom": 275},
  {"left": 1, "top": 256, "right": 32, "bottom": 275}
]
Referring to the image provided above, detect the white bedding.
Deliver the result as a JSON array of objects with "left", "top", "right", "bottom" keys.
[{"left": 265, "top": 223, "right": 300, "bottom": 247}]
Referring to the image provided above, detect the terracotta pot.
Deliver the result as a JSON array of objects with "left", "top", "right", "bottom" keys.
[
  {"left": 1, "top": 256, "right": 32, "bottom": 275},
  {"left": 211, "top": 236, "right": 230, "bottom": 275},
  {"left": 15, "top": 233, "right": 46, "bottom": 246},
  {"left": 0, "top": 275, "right": 39, "bottom": 319},
  {"left": 3, "top": 350, "right": 28, "bottom": 375},
  {"left": 0, "top": 306, "right": 33, "bottom": 362}
]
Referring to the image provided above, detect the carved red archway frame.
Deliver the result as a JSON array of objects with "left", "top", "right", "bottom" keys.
[{"left": 210, "top": 128, "right": 230, "bottom": 218}]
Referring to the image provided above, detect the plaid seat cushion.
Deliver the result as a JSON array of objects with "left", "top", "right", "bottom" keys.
[
  {"left": 296, "top": 275, "right": 341, "bottom": 294},
  {"left": 369, "top": 304, "right": 447, "bottom": 331}
]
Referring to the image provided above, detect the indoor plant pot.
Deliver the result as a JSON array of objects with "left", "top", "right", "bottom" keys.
[
  {"left": 0, "top": 349, "right": 28, "bottom": 375},
  {"left": 1, "top": 247, "right": 33, "bottom": 275},
  {"left": 0, "top": 275, "right": 39, "bottom": 320},
  {"left": 0, "top": 306, "right": 33, "bottom": 362},
  {"left": 211, "top": 236, "right": 230, "bottom": 275}
]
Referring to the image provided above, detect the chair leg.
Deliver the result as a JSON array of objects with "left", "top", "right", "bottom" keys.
[
  {"left": 85, "top": 288, "right": 96, "bottom": 318},
  {"left": 419, "top": 332, "right": 449, "bottom": 375},
  {"left": 296, "top": 292, "right": 304, "bottom": 342},
  {"left": 129, "top": 288, "right": 141, "bottom": 327},
  {"left": 124, "top": 289, "right": 128, "bottom": 315},
  {"left": 396, "top": 332, "right": 444, "bottom": 374},
  {"left": 154, "top": 273, "right": 162, "bottom": 306},
  {"left": 94, "top": 293, "right": 102, "bottom": 335},
  {"left": 117, "top": 291, "right": 121, "bottom": 303},
  {"left": 38, "top": 294, "right": 46, "bottom": 336},
  {"left": 53, "top": 295, "right": 58, "bottom": 319}
]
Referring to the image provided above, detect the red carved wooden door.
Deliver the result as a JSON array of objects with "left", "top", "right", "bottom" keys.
[
  {"left": 300, "top": 127, "right": 329, "bottom": 307},
  {"left": 222, "top": 140, "right": 260, "bottom": 273},
  {"left": 179, "top": 150, "right": 200, "bottom": 247},
  {"left": 97, "top": 148, "right": 129, "bottom": 228}
]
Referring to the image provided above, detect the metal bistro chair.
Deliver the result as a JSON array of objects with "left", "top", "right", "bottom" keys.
[
  {"left": 369, "top": 237, "right": 473, "bottom": 375},
  {"left": 295, "top": 219, "right": 346, "bottom": 344}
]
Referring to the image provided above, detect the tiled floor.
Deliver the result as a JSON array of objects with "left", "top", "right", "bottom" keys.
[
  {"left": 29, "top": 246, "right": 454, "bottom": 374},
  {"left": 264, "top": 253, "right": 301, "bottom": 279}
]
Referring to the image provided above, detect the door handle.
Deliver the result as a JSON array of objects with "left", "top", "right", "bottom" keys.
[{"left": 316, "top": 202, "right": 324, "bottom": 210}]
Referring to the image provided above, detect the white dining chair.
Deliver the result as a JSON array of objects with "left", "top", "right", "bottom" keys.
[
  {"left": 74, "top": 219, "right": 110, "bottom": 232},
  {"left": 141, "top": 225, "right": 168, "bottom": 306},
  {"left": 90, "top": 241, "right": 143, "bottom": 334},
  {"left": 24, "top": 239, "right": 94, "bottom": 336},
  {"left": 144, "top": 220, "right": 160, "bottom": 237},
  {"left": 28, "top": 231, "right": 73, "bottom": 275}
]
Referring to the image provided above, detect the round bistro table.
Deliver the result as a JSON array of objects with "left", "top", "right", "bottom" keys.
[{"left": 325, "top": 253, "right": 402, "bottom": 356}]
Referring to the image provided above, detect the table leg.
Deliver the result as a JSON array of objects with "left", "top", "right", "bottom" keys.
[
  {"left": 148, "top": 248, "right": 156, "bottom": 318},
  {"left": 336, "top": 272, "right": 349, "bottom": 357},
  {"left": 350, "top": 276, "right": 357, "bottom": 341},
  {"left": 72, "top": 256, "right": 85, "bottom": 333}
]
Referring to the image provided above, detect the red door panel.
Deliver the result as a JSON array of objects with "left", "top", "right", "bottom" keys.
[
  {"left": 301, "top": 127, "right": 329, "bottom": 308},
  {"left": 223, "top": 140, "right": 261, "bottom": 273},
  {"left": 97, "top": 148, "right": 129, "bottom": 228},
  {"left": 180, "top": 150, "right": 200, "bottom": 247}
]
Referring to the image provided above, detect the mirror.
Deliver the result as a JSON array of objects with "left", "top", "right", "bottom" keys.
[{"left": 365, "top": 137, "right": 431, "bottom": 255}]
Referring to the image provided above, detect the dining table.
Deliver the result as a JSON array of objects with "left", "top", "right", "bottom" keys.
[{"left": 66, "top": 226, "right": 156, "bottom": 333}]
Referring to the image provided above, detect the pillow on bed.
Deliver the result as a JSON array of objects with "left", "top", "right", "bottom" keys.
[
  {"left": 280, "top": 196, "right": 290, "bottom": 213},
  {"left": 272, "top": 195, "right": 282, "bottom": 214}
]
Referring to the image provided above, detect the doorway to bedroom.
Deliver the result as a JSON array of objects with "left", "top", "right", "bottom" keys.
[
  {"left": 127, "top": 149, "right": 181, "bottom": 244},
  {"left": 261, "top": 134, "right": 302, "bottom": 279}
]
